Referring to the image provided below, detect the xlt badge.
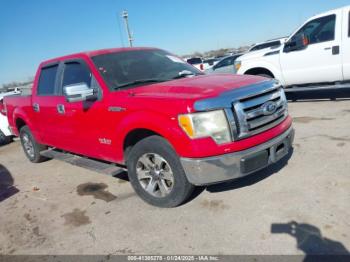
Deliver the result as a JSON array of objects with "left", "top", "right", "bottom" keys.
[{"left": 99, "top": 138, "right": 112, "bottom": 145}]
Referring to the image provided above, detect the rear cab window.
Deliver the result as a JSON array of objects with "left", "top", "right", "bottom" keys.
[{"left": 37, "top": 64, "right": 59, "bottom": 95}]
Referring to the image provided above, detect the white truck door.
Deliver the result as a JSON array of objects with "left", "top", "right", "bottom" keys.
[
  {"left": 342, "top": 7, "right": 350, "bottom": 80},
  {"left": 280, "top": 10, "right": 343, "bottom": 86}
]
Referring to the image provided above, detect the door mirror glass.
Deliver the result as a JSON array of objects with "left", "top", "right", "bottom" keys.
[{"left": 63, "top": 83, "right": 97, "bottom": 102}]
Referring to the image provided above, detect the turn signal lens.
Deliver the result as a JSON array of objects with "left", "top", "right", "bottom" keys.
[{"left": 178, "top": 115, "right": 194, "bottom": 138}]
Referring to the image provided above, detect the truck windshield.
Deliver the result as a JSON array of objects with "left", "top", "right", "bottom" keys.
[{"left": 91, "top": 49, "right": 202, "bottom": 90}]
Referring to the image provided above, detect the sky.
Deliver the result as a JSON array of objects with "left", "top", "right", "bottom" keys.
[{"left": 1, "top": 0, "right": 349, "bottom": 85}]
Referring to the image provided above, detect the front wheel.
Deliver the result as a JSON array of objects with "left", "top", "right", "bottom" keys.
[
  {"left": 20, "top": 126, "right": 48, "bottom": 163},
  {"left": 127, "top": 136, "right": 195, "bottom": 208}
]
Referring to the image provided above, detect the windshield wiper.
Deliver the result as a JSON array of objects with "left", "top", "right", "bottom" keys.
[
  {"left": 171, "top": 70, "right": 201, "bottom": 80},
  {"left": 115, "top": 79, "right": 166, "bottom": 89}
]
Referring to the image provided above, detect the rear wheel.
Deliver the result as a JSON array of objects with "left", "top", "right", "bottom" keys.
[
  {"left": 126, "top": 136, "right": 195, "bottom": 208},
  {"left": 20, "top": 126, "right": 48, "bottom": 163}
]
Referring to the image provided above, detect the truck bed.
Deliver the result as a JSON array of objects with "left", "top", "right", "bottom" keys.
[{"left": 4, "top": 94, "right": 32, "bottom": 136}]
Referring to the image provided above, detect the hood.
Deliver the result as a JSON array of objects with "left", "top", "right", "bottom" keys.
[
  {"left": 238, "top": 46, "right": 282, "bottom": 61},
  {"left": 129, "top": 74, "right": 267, "bottom": 100}
]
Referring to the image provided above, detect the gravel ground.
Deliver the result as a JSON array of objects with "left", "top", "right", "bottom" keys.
[{"left": 0, "top": 97, "right": 349, "bottom": 256}]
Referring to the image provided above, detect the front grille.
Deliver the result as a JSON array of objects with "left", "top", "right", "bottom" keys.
[{"left": 232, "top": 86, "right": 288, "bottom": 139}]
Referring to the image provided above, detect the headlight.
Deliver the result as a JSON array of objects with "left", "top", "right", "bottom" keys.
[
  {"left": 234, "top": 61, "right": 241, "bottom": 72},
  {"left": 178, "top": 110, "right": 231, "bottom": 144}
]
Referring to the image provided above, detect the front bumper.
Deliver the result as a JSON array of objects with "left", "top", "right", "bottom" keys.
[{"left": 180, "top": 126, "right": 294, "bottom": 185}]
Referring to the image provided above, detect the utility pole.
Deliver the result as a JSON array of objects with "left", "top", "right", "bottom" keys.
[{"left": 122, "top": 10, "right": 133, "bottom": 47}]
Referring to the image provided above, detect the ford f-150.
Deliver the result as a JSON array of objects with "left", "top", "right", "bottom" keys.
[{"left": 4, "top": 47, "right": 294, "bottom": 207}]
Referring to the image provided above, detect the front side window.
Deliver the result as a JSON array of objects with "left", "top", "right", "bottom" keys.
[
  {"left": 37, "top": 64, "right": 58, "bottom": 95},
  {"left": 62, "top": 62, "right": 92, "bottom": 87},
  {"left": 292, "top": 14, "right": 336, "bottom": 44},
  {"left": 92, "top": 49, "right": 202, "bottom": 90}
]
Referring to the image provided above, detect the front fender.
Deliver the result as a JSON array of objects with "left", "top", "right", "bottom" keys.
[
  {"left": 239, "top": 61, "right": 286, "bottom": 86},
  {"left": 114, "top": 110, "right": 192, "bottom": 162}
]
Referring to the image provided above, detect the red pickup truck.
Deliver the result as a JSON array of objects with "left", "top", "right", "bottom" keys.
[{"left": 4, "top": 47, "right": 294, "bottom": 207}]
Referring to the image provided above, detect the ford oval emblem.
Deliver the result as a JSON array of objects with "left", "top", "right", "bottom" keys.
[{"left": 262, "top": 101, "right": 277, "bottom": 115}]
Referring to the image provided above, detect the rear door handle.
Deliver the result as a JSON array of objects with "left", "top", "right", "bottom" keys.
[
  {"left": 33, "top": 103, "right": 40, "bottom": 112},
  {"left": 324, "top": 47, "right": 331, "bottom": 50},
  {"left": 57, "top": 104, "right": 65, "bottom": 114}
]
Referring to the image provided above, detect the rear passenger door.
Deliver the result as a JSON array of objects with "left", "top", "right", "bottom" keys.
[{"left": 32, "top": 63, "right": 67, "bottom": 148}]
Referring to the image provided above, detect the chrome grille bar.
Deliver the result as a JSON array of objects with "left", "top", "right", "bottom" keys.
[{"left": 232, "top": 87, "right": 288, "bottom": 139}]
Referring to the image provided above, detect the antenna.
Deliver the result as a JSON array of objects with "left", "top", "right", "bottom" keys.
[{"left": 122, "top": 10, "right": 133, "bottom": 47}]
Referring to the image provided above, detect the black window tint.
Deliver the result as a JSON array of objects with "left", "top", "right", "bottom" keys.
[
  {"left": 37, "top": 65, "right": 58, "bottom": 95},
  {"left": 187, "top": 58, "right": 202, "bottom": 65},
  {"left": 293, "top": 15, "right": 335, "bottom": 44},
  {"left": 62, "top": 62, "right": 91, "bottom": 87},
  {"left": 92, "top": 50, "right": 201, "bottom": 90}
]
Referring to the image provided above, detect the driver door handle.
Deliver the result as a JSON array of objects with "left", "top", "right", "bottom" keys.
[
  {"left": 33, "top": 103, "right": 40, "bottom": 112},
  {"left": 57, "top": 104, "right": 65, "bottom": 114}
]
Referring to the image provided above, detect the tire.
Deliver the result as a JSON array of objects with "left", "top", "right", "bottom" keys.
[
  {"left": 19, "top": 126, "right": 48, "bottom": 163},
  {"left": 257, "top": 73, "right": 273, "bottom": 79},
  {"left": 126, "top": 136, "right": 195, "bottom": 208},
  {"left": 0, "top": 130, "right": 12, "bottom": 145}
]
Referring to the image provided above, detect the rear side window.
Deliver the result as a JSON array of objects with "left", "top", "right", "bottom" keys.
[
  {"left": 37, "top": 65, "right": 58, "bottom": 95},
  {"left": 62, "top": 62, "right": 91, "bottom": 87}
]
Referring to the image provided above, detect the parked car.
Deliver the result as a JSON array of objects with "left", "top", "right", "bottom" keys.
[
  {"left": 202, "top": 58, "right": 220, "bottom": 70},
  {"left": 236, "top": 6, "right": 350, "bottom": 87},
  {"left": 0, "top": 89, "right": 20, "bottom": 145},
  {"left": 248, "top": 37, "right": 287, "bottom": 52},
  {"left": 205, "top": 54, "right": 243, "bottom": 74},
  {"left": 4, "top": 47, "right": 294, "bottom": 207},
  {"left": 186, "top": 57, "right": 204, "bottom": 71}
]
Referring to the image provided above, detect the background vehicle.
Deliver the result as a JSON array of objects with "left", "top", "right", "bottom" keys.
[
  {"left": 0, "top": 89, "right": 20, "bottom": 145},
  {"left": 236, "top": 6, "right": 350, "bottom": 88},
  {"left": 186, "top": 57, "right": 204, "bottom": 71},
  {"left": 205, "top": 54, "right": 243, "bottom": 74},
  {"left": 202, "top": 58, "right": 220, "bottom": 70},
  {"left": 4, "top": 48, "right": 293, "bottom": 207},
  {"left": 248, "top": 37, "right": 287, "bottom": 52}
]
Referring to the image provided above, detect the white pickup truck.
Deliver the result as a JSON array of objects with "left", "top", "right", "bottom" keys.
[
  {"left": 0, "top": 89, "right": 20, "bottom": 144},
  {"left": 236, "top": 6, "right": 350, "bottom": 87}
]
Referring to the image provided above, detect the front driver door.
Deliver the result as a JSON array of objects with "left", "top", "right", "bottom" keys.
[
  {"left": 59, "top": 59, "right": 116, "bottom": 160},
  {"left": 280, "top": 11, "right": 343, "bottom": 86}
]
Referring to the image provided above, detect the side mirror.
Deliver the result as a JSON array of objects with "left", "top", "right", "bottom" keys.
[
  {"left": 63, "top": 83, "right": 97, "bottom": 102},
  {"left": 284, "top": 34, "right": 309, "bottom": 53}
]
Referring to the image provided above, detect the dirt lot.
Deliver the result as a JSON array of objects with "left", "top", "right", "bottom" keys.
[{"left": 0, "top": 96, "right": 349, "bottom": 256}]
